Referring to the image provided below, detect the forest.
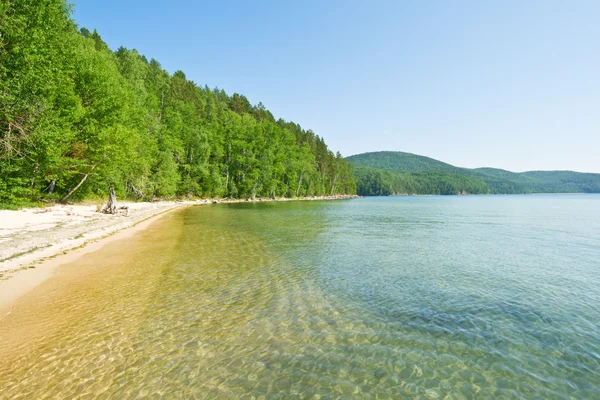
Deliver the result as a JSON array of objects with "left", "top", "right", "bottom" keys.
[
  {"left": 0, "top": 0, "right": 356, "bottom": 207},
  {"left": 352, "top": 164, "right": 490, "bottom": 196},
  {"left": 348, "top": 152, "right": 600, "bottom": 195}
]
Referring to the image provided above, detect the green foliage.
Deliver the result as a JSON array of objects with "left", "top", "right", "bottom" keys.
[
  {"left": 347, "top": 151, "right": 459, "bottom": 173},
  {"left": 349, "top": 152, "right": 600, "bottom": 195},
  {"left": 352, "top": 165, "right": 489, "bottom": 196},
  {"left": 0, "top": 0, "right": 355, "bottom": 206}
]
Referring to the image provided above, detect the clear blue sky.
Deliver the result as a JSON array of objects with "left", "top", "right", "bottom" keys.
[{"left": 72, "top": 0, "right": 599, "bottom": 172}]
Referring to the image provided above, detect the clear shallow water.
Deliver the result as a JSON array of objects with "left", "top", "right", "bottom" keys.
[{"left": 1, "top": 195, "right": 599, "bottom": 399}]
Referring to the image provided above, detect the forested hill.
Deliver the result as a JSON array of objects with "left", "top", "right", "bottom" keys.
[
  {"left": 347, "top": 151, "right": 460, "bottom": 173},
  {"left": 0, "top": 1, "right": 355, "bottom": 207},
  {"left": 348, "top": 151, "right": 600, "bottom": 195}
]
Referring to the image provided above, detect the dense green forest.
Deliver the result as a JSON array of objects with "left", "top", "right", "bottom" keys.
[
  {"left": 348, "top": 151, "right": 459, "bottom": 173},
  {"left": 0, "top": 0, "right": 355, "bottom": 207},
  {"left": 348, "top": 152, "right": 600, "bottom": 195},
  {"left": 352, "top": 164, "right": 489, "bottom": 196}
]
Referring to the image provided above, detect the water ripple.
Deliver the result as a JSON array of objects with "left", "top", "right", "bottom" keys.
[{"left": 1, "top": 196, "right": 599, "bottom": 399}]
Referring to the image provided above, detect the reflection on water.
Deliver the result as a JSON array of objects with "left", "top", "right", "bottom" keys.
[{"left": 1, "top": 195, "right": 599, "bottom": 399}]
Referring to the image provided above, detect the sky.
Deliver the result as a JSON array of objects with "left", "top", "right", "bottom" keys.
[{"left": 72, "top": 0, "right": 600, "bottom": 173}]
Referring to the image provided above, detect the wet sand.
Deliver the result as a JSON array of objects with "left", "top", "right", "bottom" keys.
[
  {"left": 0, "top": 195, "right": 358, "bottom": 315},
  {"left": 0, "top": 206, "right": 186, "bottom": 318}
]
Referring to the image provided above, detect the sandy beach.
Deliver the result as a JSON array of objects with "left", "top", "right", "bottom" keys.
[
  {"left": 0, "top": 202, "right": 189, "bottom": 273},
  {"left": 0, "top": 201, "right": 197, "bottom": 315},
  {"left": 0, "top": 195, "right": 358, "bottom": 314}
]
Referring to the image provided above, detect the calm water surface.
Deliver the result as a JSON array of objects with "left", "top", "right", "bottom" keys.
[{"left": 1, "top": 195, "right": 599, "bottom": 399}]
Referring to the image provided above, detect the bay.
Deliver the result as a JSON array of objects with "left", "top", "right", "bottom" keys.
[{"left": 1, "top": 195, "right": 599, "bottom": 399}]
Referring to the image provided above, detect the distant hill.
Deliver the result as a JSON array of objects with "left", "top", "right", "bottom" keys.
[
  {"left": 347, "top": 151, "right": 460, "bottom": 173},
  {"left": 346, "top": 151, "right": 600, "bottom": 195}
]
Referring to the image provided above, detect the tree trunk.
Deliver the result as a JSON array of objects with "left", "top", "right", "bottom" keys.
[
  {"left": 127, "top": 180, "right": 143, "bottom": 199},
  {"left": 61, "top": 173, "right": 90, "bottom": 203},
  {"left": 225, "top": 164, "right": 230, "bottom": 193},
  {"left": 251, "top": 180, "right": 258, "bottom": 200},
  {"left": 60, "top": 155, "right": 106, "bottom": 203},
  {"left": 44, "top": 180, "right": 55, "bottom": 194},
  {"left": 330, "top": 173, "right": 339, "bottom": 196},
  {"left": 296, "top": 171, "right": 303, "bottom": 197}
]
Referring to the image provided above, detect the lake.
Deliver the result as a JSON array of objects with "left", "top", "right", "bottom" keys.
[{"left": 1, "top": 195, "right": 599, "bottom": 399}]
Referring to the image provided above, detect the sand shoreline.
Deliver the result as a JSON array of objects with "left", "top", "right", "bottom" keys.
[{"left": 0, "top": 195, "right": 358, "bottom": 314}]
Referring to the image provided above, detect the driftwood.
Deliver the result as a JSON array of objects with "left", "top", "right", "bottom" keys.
[
  {"left": 105, "top": 187, "right": 118, "bottom": 214},
  {"left": 101, "top": 187, "right": 129, "bottom": 216}
]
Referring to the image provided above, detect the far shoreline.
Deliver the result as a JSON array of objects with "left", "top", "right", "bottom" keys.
[{"left": 358, "top": 192, "right": 596, "bottom": 197}]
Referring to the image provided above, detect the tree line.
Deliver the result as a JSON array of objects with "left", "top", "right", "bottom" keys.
[
  {"left": 349, "top": 151, "right": 600, "bottom": 195},
  {"left": 0, "top": 0, "right": 355, "bottom": 207},
  {"left": 352, "top": 165, "right": 490, "bottom": 196}
]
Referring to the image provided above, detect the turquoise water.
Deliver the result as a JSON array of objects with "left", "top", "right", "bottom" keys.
[{"left": 1, "top": 195, "right": 599, "bottom": 398}]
